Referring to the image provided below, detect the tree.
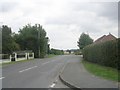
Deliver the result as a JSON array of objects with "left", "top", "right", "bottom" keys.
[
  {"left": 14, "top": 24, "right": 49, "bottom": 58},
  {"left": 2, "top": 25, "right": 20, "bottom": 54},
  {"left": 77, "top": 33, "right": 93, "bottom": 49}
]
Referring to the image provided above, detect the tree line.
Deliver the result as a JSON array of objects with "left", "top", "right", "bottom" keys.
[{"left": 2, "top": 24, "right": 50, "bottom": 58}]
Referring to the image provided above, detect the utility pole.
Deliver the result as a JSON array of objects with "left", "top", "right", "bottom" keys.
[
  {"left": 38, "top": 24, "right": 40, "bottom": 58},
  {"left": 0, "top": 22, "right": 3, "bottom": 55},
  {"left": 46, "top": 37, "right": 49, "bottom": 55}
]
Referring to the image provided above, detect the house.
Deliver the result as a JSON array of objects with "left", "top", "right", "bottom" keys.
[
  {"left": 64, "top": 49, "right": 79, "bottom": 55},
  {"left": 94, "top": 33, "right": 116, "bottom": 44}
]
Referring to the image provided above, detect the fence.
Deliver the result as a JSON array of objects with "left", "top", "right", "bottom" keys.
[
  {"left": 10, "top": 52, "right": 34, "bottom": 62},
  {"left": 0, "top": 51, "right": 34, "bottom": 63}
]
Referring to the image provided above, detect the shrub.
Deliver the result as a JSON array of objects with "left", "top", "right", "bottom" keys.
[
  {"left": 2, "top": 54, "right": 10, "bottom": 59},
  {"left": 83, "top": 39, "right": 119, "bottom": 69}
]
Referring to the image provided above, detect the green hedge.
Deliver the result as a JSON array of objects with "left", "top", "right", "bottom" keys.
[
  {"left": 83, "top": 39, "right": 119, "bottom": 69},
  {"left": 50, "top": 49, "right": 64, "bottom": 55},
  {"left": 1, "top": 54, "right": 10, "bottom": 59}
]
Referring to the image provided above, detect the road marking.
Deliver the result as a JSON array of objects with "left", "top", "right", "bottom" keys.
[
  {"left": 0, "top": 77, "right": 5, "bottom": 80},
  {"left": 50, "top": 83, "right": 56, "bottom": 88},
  {"left": 42, "top": 62, "right": 50, "bottom": 65},
  {"left": 48, "top": 63, "right": 65, "bottom": 88},
  {"left": 42, "top": 60, "right": 56, "bottom": 65},
  {"left": 19, "top": 66, "right": 38, "bottom": 73}
]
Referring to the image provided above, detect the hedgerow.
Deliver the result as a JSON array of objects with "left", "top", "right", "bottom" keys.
[{"left": 83, "top": 38, "right": 119, "bottom": 69}]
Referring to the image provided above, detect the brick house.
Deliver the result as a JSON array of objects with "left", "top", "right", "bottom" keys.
[{"left": 94, "top": 33, "right": 117, "bottom": 44}]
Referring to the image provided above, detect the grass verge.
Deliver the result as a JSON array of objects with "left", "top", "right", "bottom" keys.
[
  {"left": 46, "top": 54, "right": 57, "bottom": 58},
  {"left": 82, "top": 60, "right": 120, "bottom": 82},
  {"left": 0, "top": 59, "right": 33, "bottom": 67}
]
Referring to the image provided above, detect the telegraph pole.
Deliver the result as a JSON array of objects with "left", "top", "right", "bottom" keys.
[
  {"left": 0, "top": 22, "right": 3, "bottom": 55},
  {"left": 38, "top": 24, "right": 40, "bottom": 58}
]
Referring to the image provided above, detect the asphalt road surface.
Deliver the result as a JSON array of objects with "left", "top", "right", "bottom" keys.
[{"left": 2, "top": 55, "right": 81, "bottom": 88}]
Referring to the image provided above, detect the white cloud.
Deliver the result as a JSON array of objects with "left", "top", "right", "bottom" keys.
[{"left": 0, "top": 0, "right": 118, "bottom": 49}]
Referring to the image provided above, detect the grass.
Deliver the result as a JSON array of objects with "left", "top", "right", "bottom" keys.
[
  {"left": 0, "top": 59, "right": 33, "bottom": 67},
  {"left": 82, "top": 60, "right": 120, "bottom": 82},
  {"left": 46, "top": 54, "right": 57, "bottom": 58}
]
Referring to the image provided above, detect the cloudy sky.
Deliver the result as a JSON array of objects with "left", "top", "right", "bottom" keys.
[{"left": 0, "top": 0, "right": 119, "bottom": 50}]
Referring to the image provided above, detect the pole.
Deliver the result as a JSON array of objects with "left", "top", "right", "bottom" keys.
[{"left": 38, "top": 24, "right": 40, "bottom": 58}]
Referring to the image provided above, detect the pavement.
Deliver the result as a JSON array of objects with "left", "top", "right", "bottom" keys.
[
  {"left": 59, "top": 62, "right": 119, "bottom": 89},
  {"left": 1, "top": 55, "right": 81, "bottom": 88}
]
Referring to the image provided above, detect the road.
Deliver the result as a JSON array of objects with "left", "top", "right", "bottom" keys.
[{"left": 2, "top": 55, "right": 81, "bottom": 88}]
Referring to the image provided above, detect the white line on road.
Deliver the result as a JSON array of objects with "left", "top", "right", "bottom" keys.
[
  {"left": 49, "top": 83, "right": 56, "bottom": 88},
  {"left": 0, "top": 77, "right": 5, "bottom": 80},
  {"left": 42, "top": 61, "right": 50, "bottom": 65},
  {"left": 19, "top": 66, "right": 38, "bottom": 73},
  {"left": 42, "top": 60, "right": 56, "bottom": 65}
]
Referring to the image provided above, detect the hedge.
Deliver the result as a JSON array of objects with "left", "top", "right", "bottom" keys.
[
  {"left": 1, "top": 54, "right": 10, "bottom": 59},
  {"left": 83, "top": 38, "right": 119, "bottom": 70}
]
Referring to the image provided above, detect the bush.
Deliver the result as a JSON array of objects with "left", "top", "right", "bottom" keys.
[
  {"left": 2, "top": 54, "right": 10, "bottom": 59},
  {"left": 50, "top": 49, "right": 64, "bottom": 55},
  {"left": 75, "top": 51, "right": 82, "bottom": 55},
  {"left": 83, "top": 39, "right": 119, "bottom": 69}
]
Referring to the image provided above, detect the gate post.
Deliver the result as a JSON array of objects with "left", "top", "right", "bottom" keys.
[
  {"left": 15, "top": 53, "right": 17, "bottom": 61},
  {"left": 32, "top": 53, "right": 34, "bottom": 59},
  {"left": 10, "top": 55, "right": 12, "bottom": 61},
  {"left": 28, "top": 53, "right": 29, "bottom": 60}
]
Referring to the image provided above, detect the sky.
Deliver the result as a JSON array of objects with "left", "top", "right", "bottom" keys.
[{"left": 0, "top": 0, "right": 119, "bottom": 50}]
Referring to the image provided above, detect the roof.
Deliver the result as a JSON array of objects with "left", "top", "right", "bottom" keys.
[{"left": 94, "top": 33, "right": 116, "bottom": 43}]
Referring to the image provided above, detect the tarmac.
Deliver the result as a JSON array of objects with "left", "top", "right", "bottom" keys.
[{"left": 59, "top": 62, "right": 119, "bottom": 90}]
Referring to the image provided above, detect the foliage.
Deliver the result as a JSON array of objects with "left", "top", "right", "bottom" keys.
[
  {"left": 77, "top": 33, "right": 93, "bottom": 49},
  {"left": 118, "top": 38, "right": 120, "bottom": 70},
  {"left": 83, "top": 39, "right": 119, "bottom": 69},
  {"left": 2, "top": 25, "right": 20, "bottom": 54},
  {"left": 14, "top": 24, "right": 49, "bottom": 58},
  {"left": 75, "top": 51, "right": 82, "bottom": 55},
  {"left": 50, "top": 48, "right": 64, "bottom": 55},
  {"left": 1, "top": 54, "right": 10, "bottom": 59},
  {"left": 47, "top": 54, "right": 56, "bottom": 58}
]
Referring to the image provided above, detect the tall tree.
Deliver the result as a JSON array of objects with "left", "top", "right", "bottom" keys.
[
  {"left": 15, "top": 24, "right": 49, "bottom": 58},
  {"left": 77, "top": 33, "right": 93, "bottom": 49},
  {"left": 2, "top": 25, "right": 20, "bottom": 54}
]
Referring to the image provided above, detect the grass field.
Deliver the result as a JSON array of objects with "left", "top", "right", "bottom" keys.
[{"left": 82, "top": 60, "right": 119, "bottom": 82}]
